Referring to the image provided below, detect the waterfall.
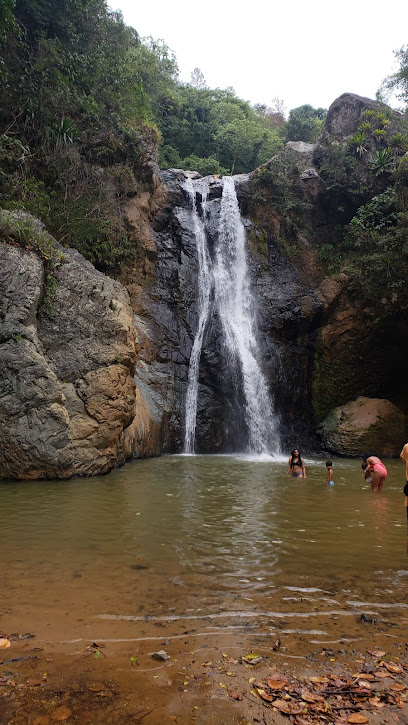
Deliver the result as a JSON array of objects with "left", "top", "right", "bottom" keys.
[
  {"left": 184, "top": 175, "right": 279, "bottom": 455},
  {"left": 183, "top": 178, "right": 212, "bottom": 454},
  {"left": 213, "top": 176, "right": 277, "bottom": 454}
]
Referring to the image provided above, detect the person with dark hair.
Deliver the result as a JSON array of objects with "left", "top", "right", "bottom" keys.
[
  {"left": 361, "top": 451, "right": 387, "bottom": 492},
  {"left": 286, "top": 448, "right": 306, "bottom": 478},
  {"left": 326, "top": 461, "right": 334, "bottom": 486}
]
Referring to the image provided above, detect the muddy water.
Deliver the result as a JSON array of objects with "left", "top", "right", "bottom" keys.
[{"left": 1, "top": 454, "right": 407, "bottom": 654}]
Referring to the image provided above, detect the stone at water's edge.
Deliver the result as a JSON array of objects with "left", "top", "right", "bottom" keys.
[
  {"left": 318, "top": 396, "right": 407, "bottom": 457},
  {"left": 0, "top": 213, "right": 158, "bottom": 479}
]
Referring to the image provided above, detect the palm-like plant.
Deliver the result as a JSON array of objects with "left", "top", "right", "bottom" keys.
[
  {"left": 349, "top": 132, "right": 367, "bottom": 156},
  {"left": 50, "top": 118, "right": 81, "bottom": 150},
  {"left": 368, "top": 148, "right": 394, "bottom": 176}
]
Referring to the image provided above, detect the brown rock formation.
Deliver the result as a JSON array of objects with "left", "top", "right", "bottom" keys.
[
  {"left": 0, "top": 213, "right": 141, "bottom": 479},
  {"left": 318, "top": 396, "right": 407, "bottom": 457}
]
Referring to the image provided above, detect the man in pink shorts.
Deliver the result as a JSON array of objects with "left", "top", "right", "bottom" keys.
[{"left": 362, "top": 451, "right": 388, "bottom": 492}]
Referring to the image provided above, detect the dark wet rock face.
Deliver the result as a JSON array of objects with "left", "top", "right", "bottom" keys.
[{"left": 139, "top": 171, "right": 323, "bottom": 453}]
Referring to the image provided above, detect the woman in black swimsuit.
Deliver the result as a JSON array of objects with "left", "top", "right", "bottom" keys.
[{"left": 286, "top": 448, "right": 306, "bottom": 478}]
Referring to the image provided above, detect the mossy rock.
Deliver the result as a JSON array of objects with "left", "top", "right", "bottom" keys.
[{"left": 318, "top": 396, "right": 407, "bottom": 457}]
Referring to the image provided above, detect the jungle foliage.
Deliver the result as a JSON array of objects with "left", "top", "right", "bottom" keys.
[
  {"left": 1, "top": 0, "right": 408, "bottom": 294},
  {"left": 0, "top": 0, "right": 178, "bottom": 269},
  {"left": 157, "top": 85, "right": 285, "bottom": 175}
]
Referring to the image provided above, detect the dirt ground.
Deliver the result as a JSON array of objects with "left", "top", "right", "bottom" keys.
[{"left": 1, "top": 625, "right": 408, "bottom": 725}]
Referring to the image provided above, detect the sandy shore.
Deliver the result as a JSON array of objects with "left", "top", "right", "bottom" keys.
[{"left": 2, "top": 623, "right": 408, "bottom": 724}]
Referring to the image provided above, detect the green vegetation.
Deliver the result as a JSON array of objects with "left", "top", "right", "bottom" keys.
[
  {"left": 0, "top": 209, "right": 66, "bottom": 315},
  {"left": 0, "top": 0, "right": 178, "bottom": 270},
  {"left": 157, "top": 85, "right": 284, "bottom": 175},
  {"left": 284, "top": 104, "right": 327, "bottom": 143},
  {"left": 1, "top": 0, "right": 407, "bottom": 297}
]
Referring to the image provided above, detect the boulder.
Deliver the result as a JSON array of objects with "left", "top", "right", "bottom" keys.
[
  {"left": 0, "top": 212, "right": 158, "bottom": 479},
  {"left": 318, "top": 396, "right": 407, "bottom": 457}
]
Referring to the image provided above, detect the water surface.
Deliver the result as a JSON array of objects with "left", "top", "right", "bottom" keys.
[{"left": 1, "top": 455, "right": 407, "bottom": 653}]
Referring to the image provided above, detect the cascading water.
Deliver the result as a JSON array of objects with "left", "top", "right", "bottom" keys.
[
  {"left": 213, "top": 176, "right": 278, "bottom": 454},
  {"left": 183, "top": 178, "right": 212, "bottom": 454},
  {"left": 184, "top": 175, "right": 279, "bottom": 455}
]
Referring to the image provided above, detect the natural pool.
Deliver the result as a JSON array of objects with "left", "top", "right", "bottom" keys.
[{"left": 1, "top": 454, "right": 407, "bottom": 652}]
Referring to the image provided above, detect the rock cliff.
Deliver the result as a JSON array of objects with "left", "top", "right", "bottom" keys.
[
  {"left": 0, "top": 212, "right": 140, "bottom": 479},
  {"left": 1, "top": 92, "right": 407, "bottom": 478}
]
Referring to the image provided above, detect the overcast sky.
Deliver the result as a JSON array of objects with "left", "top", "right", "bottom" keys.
[{"left": 113, "top": 0, "right": 407, "bottom": 114}]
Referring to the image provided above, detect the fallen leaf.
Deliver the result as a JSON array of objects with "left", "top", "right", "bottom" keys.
[
  {"left": 86, "top": 681, "right": 105, "bottom": 692},
  {"left": 267, "top": 678, "right": 287, "bottom": 690},
  {"left": 373, "top": 670, "right": 392, "bottom": 678},
  {"left": 352, "top": 673, "right": 375, "bottom": 680},
  {"left": 257, "top": 688, "right": 274, "bottom": 702},
  {"left": 367, "top": 649, "right": 386, "bottom": 658},
  {"left": 219, "top": 682, "right": 228, "bottom": 689},
  {"left": 253, "top": 680, "right": 266, "bottom": 689},
  {"left": 51, "top": 706, "right": 72, "bottom": 722},
  {"left": 347, "top": 715, "right": 368, "bottom": 724},
  {"left": 272, "top": 699, "right": 305, "bottom": 715},
  {"left": 390, "top": 683, "right": 406, "bottom": 691},
  {"left": 272, "top": 699, "right": 292, "bottom": 714},
  {"left": 33, "top": 718, "right": 50, "bottom": 725},
  {"left": 383, "top": 662, "right": 403, "bottom": 674},
  {"left": 300, "top": 688, "right": 324, "bottom": 703},
  {"left": 0, "top": 638, "right": 11, "bottom": 649},
  {"left": 310, "top": 676, "right": 330, "bottom": 684},
  {"left": 201, "top": 661, "right": 212, "bottom": 666},
  {"left": 357, "top": 680, "right": 372, "bottom": 689},
  {"left": 242, "top": 653, "right": 263, "bottom": 665},
  {"left": 228, "top": 690, "right": 241, "bottom": 700}
]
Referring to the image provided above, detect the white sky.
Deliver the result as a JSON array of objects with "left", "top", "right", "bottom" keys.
[{"left": 113, "top": 0, "right": 407, "bottom": 114}]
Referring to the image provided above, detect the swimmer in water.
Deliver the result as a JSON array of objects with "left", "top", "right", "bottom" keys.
[{"left": 286, "top": 448, "right": 306, "bottom": 478}]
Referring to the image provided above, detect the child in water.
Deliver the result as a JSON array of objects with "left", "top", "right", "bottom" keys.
[{"left": 326, "top": 461, "right": 334, "bottom": 486}]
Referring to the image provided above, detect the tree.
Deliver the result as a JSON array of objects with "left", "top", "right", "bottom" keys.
[
  {"left": 381, "top": 45, "right": 408, "bottom": 107},
  {"left": 285, "top": 104, "right": 327, "bottom": 143},
  {"left": 190, "top": 67, "right": 206, "bottom": 90},
  {"left": 253, "top": 97, "right": 286, "bottom": 131},
  {"left": 213, "top": 118, "right": 283, "bottom": 174}
]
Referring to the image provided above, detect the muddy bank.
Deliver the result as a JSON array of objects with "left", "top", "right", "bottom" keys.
[{"left": 1, "top": 622, "right": 408, "bottom": 724}]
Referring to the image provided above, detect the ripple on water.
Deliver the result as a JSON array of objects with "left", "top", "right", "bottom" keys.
[{"left": 0, "top": 455, "right": 407, "bottom": 646}]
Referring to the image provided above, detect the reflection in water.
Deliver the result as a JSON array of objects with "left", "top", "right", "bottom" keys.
[{"left": 0, "top": 455, "right": 407, "bottom": 645}]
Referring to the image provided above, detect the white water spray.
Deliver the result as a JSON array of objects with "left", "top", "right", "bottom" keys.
[
  {"left": 213, "top": 177, "right": 277, "bottom": 453},
  {"left": 184, "top": 175, "right": 279, "bottom": 454},
  {"left": 183, "top": 178, "right": 212, "bottom": 454}
]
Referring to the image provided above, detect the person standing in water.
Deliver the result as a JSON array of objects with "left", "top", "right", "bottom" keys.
[
  {"left": 286, "top": 448, "right": 306, "bottom": 478},
  {"left": 362, "top": 451, "right": 387, "bottom": 492},
  {"left": 326, "top": 460, "right": 334, "bottom": 486}
]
